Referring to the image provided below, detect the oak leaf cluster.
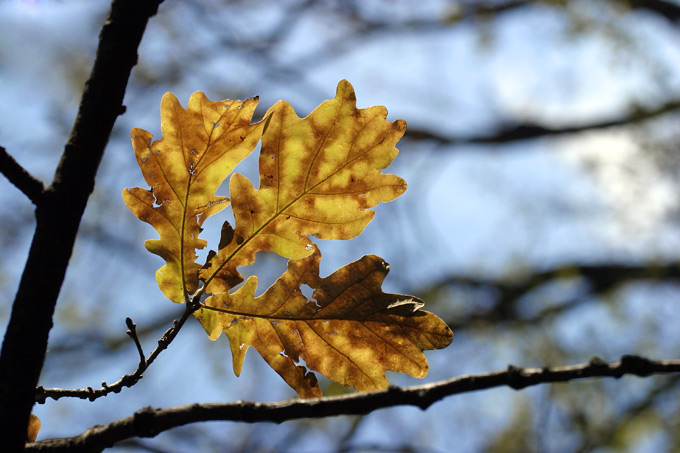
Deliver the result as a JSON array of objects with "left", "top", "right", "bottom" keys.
[{"left": 124, "top": 80, "right": 452, "bottom": 397}]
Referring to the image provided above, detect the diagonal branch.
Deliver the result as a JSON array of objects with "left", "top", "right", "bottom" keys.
[
  {"left": 0, "top": 146, "right": 45, "bottom": 205},
  {"left": 424, "top": 261, "right": 680, "bottom": 329},
  {"left": 26, "top": 355, "right": 680, "bottom": 451},
  {"left": 405, "top": 99, "right": 680, "bottom": 146},
  {"left": 36, "top": 306, "right": 195, "bottom": 404}
]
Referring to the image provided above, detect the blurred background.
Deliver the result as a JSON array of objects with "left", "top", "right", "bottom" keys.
[{"left": 2, "top": 0, "right": 680, "bottom": 451}]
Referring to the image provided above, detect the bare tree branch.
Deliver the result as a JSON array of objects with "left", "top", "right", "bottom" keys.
[
  {"left": 420, "top": 261, "right": 680, "bottom": 330},
  {"left": 446, "top": 0, "right": 680, "bottom": 25},
  {"left": 404, "top": 99, "right": 680, "bottom": 146},
  {"left": 451, "top": 0, "right": 680, "bottom": 25},
  {"left": 36, "top": 305, "right": 193, "bottom": 404},
  {"left": 428, "top": 261, "right": 680, "bottom": 301},
  {"left": 125, "top": 317, "right": 147, "bottom": 369},
  {"left": 26, "top": 355, "right": 680, "bottom": 451},
  {"left": 629, "top": 0, "right": 680, "bottom": 23},
  {"left": 0, "top": 0, "right": 164, "bottom": 448},
  {"left": 44, "top": 309, "right": 178, "bottom": 357},
  {"left": 0, "top": 146, "right": 45, "bottom": 205}
]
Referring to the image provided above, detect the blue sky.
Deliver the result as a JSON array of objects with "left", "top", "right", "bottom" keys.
[{"left": 1, "top": 0, "right": 680, "bottom": 451}]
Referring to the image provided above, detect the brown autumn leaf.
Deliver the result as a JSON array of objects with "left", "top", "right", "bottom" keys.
[
  {"left": 27, "top": 413, "right": 40, "bottom": 443},
  {"left": 125, "top": 80, "right": 452, "bottom": 397},
  {"left": 200, "top": 245, "right": 453, "bottom": 398},
  {"left": 123, "top": 92, "right": 263, "bottom": 302},
  {"left": 198, "top": 80, "right": 407, "bottom": 294}
]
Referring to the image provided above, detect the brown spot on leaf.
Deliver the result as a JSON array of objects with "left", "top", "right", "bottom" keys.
[
  {"left": 122, "top": 92, "right": 263, "bottom": 302},
  {"left": 126, "top": 81, "right": 451, "bottom": 400},
  {"left": 203, "top": 246, "right": 451, "bottom": 398},
  {"left": 218, "top": 221, "right": 234, "bottom": 250}
]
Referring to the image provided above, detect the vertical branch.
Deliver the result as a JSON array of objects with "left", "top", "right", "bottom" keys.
[{"left": 0, "top": 0, "right": 163, "bottom": 449}]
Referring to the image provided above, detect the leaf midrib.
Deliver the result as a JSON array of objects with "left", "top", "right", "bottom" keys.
[{"left": 178, "top": 100, "right": 236, "bottom": 300}]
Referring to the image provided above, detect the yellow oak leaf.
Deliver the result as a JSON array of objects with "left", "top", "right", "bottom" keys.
[
  {"left": 123, "top": 92, "right": 263, "bottom": 302},
  {"left": 199, "top": 246, "right": 453, "bottom": 398},
  {"left": 199, "top": 80, "right": 407, "bottom": 294},
  {"left": 27, "top": 413, "right": 40, "bottom": 443},
  {"left": 125, "top": 81, "right": 453, "bottom": 396}
]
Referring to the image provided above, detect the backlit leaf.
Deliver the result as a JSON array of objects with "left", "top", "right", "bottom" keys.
[
  {"left": 199, "top": 246, "right": 453, "bottom": 398},
  {"left": 125, "top": 80, "right": 452, "bottom": 397},
  {"left": 123, "top": 92, "right": 262, "bottom": 302},
  {"left": 199, "top": 80, "right": 407, "bottom": 293}
]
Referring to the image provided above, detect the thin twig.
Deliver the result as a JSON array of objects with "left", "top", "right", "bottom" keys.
[
  {"left": 35, "top": 303, "right": 196, "bottom": 404},
  {"left": 27, "top": 355, "right": 680, "bottom": 451},
  {"left": 0, "top": 146, "right": 44, "bottom": 205},
  {"left": 125, "top": 317, "right": 146, "bottom": 370}
]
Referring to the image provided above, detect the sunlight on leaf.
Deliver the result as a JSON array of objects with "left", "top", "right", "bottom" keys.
[
  {"left": 199, "top": 80, "right": 407, "bottom": 293},
  {"left": 125, "top": 80, "right": 452, "bottom": 397},
  {"left": 200, "top": 246, "right": 452, "bottom": 398},
  {"left": 123, "top": 92, "right": 263, "bottom": 302}
]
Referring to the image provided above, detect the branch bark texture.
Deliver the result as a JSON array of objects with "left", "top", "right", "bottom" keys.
[
  {"left": 0, "top": 0, "right": 163, "bottom": 449},
  {"left": 27, "top": 355, "right": 680, "bottom": 452}
]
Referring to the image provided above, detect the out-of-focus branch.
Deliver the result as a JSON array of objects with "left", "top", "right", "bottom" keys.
[
  {"left": 422, "top": 262, "right": 680, "bottom": 328},
  {"left": 629, "top": 0, "right": 680, "bottom": 23},
  {"left": 27, "top": 355, "right": 680, "bottom": 451},
  {"left": 570, "top": 374, "right": 680, "bottom": 452},
  {"left": 445, "top": 0, "right": 680, "bottom": 25},
  {"left": 405, "top": 99, "right": 680, "bottom": 146},
  {"left": 0, "top": 146, "right": 45, "bottom": 205},
  {"left": 430, "top": 262, "right": 680, "bottom": 299}
]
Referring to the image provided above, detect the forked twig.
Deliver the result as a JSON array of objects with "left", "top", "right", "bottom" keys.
[
  {"left": 36, "top": 302, "right": 198, "bottom": 404},
  {"left": 28, "top": 355, "right": 680, "bottom": 451}
]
